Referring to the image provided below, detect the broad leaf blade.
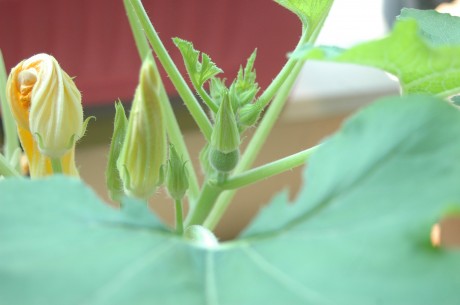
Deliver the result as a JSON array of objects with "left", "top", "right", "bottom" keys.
[
  {"left": 2, "top": 96, "right": 460, "bottom": 304},
  {"left": 399, "top": 8, "right": 460, "bottom": 45},
  {"left": 295, "top": 11, "right": 460, "bottom": 97},
  {"left": 274, "top": 0, "right": 334, "bottom": 39}
]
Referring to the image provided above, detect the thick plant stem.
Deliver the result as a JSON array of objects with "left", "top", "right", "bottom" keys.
[
  {"left": 128, "top": 0, "right": 213, "bottom": 141},
  {"left": 124, "top": 0, "right": 200, "bottom": 201},
  {"left": 175, "top": 199, "right": 184, "bottom": 234},
  {"left": 0, "top": 153, "right": 21, "bottom": 177},
  {"left": 185, "top": 181, "right": 222, "bottom": 226},
  {"left": 256, "top": 31, "right": 307, "bottom": 110},
  {"left": 51, "top": 158, "right": 63, "bottom": 174},
  {"left": 0, "top": 50, "right": 20, "bottom": 164},
  {"left": 204, "top": 62, "right": 305, "bottom": 229},
  {"left": 196, "top": 86, "right": 218, "bottom": 113},
  {"left": 220, "top": 145, "right": 319, "bottom": 190}
]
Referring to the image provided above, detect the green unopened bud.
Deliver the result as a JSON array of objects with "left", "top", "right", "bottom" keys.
[
  {"left": 238, "top": 103, "right": 262, "bottom": 128},
  {"left": 106, "top": 101, "right": 128, "bottom": 202},
  {"left": 211, "top": 94, "right": 240, "bottom": 153},
  {"left": 209, "top": 77, "right": 227, "bottom": 108},
  {"left": 209, "top": 148, "right": 239, "bottom": 173},
  {"left": 165, "top": 145, "right": 189, "bottom": 201},
  {"left": 116, "top": 58, "right": 166, "bottom": 199},
  {"left": 228, "top": 49, "right": 259, "bottom": 108}
]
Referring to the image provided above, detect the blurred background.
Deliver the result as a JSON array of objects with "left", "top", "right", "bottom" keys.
[{"left": 1, "top": 0, "right": 459, "bottom": 240}]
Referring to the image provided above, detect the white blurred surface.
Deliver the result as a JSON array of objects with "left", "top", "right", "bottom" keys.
[{"left": 288, "top": 0, "right": 400, "bottom": 121}]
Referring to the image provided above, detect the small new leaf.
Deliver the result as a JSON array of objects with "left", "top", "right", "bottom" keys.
[
  {"left": 229, "top": 49, "right": 259, "bottom": 108},
  {"left": 173, "top": 38, "right": 223, "bottom": 88}
]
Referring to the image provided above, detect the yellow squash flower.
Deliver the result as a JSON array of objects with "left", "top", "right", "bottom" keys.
[{"left": 6, "top": 53, "right": 83, "bottom": 177}]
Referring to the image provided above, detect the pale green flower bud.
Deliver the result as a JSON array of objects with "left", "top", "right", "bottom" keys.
[
  {"left": 165, "top": 145, "right": 189, "bottom": 201},
  {"left": 210, "top": 94, "right": 240, "bottom": 154},
  {"left": 117, "top": 58, "right": 167, "bottom": 199},
  {"left": 209, "top": 93, "right": 240, "bottom": 173},
  {"left": 209, "top": 148, "right": 239, "bottom": 173},
  {"left": 238, "top": 103, "right": 262, "bottom": 128},
  {"left": 7, "top": 53, "right": 83, "bottom": 158},
  {"left": 106, "top": 101, "right": 128, "bottom": 202}
]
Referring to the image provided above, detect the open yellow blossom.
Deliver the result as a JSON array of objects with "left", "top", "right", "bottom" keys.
[{"left": 6, "top": 53, "right": 83, "bottom": 177}]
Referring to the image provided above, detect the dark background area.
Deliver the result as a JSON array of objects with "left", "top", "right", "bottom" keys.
[{"left": 0, "top": 0, "right": 300, "bottom": 106}]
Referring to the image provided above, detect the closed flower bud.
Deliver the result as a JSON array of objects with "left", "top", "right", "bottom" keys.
[
  {"left": 211, "top": 94, "right": 240, "bottom": 154},
  {"left": 238, "top": 103, "right": 262, "bottom": 128},
  {"left": 117, "top": 58, "right": 166, "bottom": 199},
  {"left": 7, "top": 53, "right": 83, "bottom": 158},
  {"left": 209, "top": 148, "right": 239, "bottom": 173},
  {"left": 165, "top": 145, "right": 189, "bottom": 201},
  {"left": 210, "top": 94, "right": 240, "bottom": 173},
  {"left": 6, "top": 53, "right": 84, "bottom": 177},
  {"left": 106, "top": 101, "right": 128, "bottom": 202}
]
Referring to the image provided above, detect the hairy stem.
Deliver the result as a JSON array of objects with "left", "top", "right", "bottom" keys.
[
  {"left": 196, "top": 86, "right": 218, "bottom": 113},
  {"left": 220, "top": 145, "right": 319, "bottom": 190},
  {"left": 175, "top": 199, "right": 184, "bottom": 234},
  {"left": 185, "top": 181, "right": 222, "bottom": 227},
  {"left": 51, "top": 158, "right": 63, "bottom": 174},
  {"left": 256, "top": 31, "right": 307, "bottom": 110},
  {"left": 129, "top": 0, "right": 213, "bottom": 140}
]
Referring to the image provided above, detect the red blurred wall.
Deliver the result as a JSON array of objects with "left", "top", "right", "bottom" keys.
[{"left": 0, "top": 0, "right": 300, "bottom": 106}]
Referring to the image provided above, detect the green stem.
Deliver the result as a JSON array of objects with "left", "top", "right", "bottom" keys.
[
  {"left": 0, "top": 153, "right": 21, "bottom": 177},
  {"left": 220, "top": 145, "right": 319, "bottom": 190},
  {"left": 175, "top": 199, "right": 184, "bottom": 234},
  {"left": 204, "top": 61, "right": 305, "bottom": 229},
  {"left": 129, "top": 0, "right": 213, "bottom": 141},
  {"left": 196, "top": 86, "right": 218, "bottom": 113},
  {"left": 185, "top": 181, "right": 222, "bottom": 226},
  {"left": 51, "top": 158, "right": 63, "bottom": 174},
  {"left": 0, "top": 50, "right": 20, "bottom": 165},
  {"left": 124, "top": 0, "right": 151, "bottom": 60},
  {"left": 256, "top": 30, "right": 307, "bottom": 110},
  {"left": 124, "top": 0, "right": 200, "bottom": 201}
]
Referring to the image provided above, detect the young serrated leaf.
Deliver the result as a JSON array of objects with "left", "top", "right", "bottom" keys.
[
  {"left": 173, "top": 38, "right": 223, "bottom": 88},
  {"left": 294, "top": 13, "right": 460, "bottom": 97},
  {"left": 229, "top": 49, "right": 260, "bottom": 108},
  {"left": 274, "top": 0, "right": 334, "bottom": 40},
  {"left": 2, "top": 95, "right": 460, "bottom": 304}
]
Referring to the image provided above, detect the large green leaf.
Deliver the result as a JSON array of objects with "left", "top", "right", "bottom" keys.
[
  {"left": 399, "top": 8, "right": 460, "bottom": 45},
  {"left": 295, "top": 11, "right": 460, "bottom": 97},
  {"left": 1, "top": 95, "right": 460, "bottom": 304}
]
